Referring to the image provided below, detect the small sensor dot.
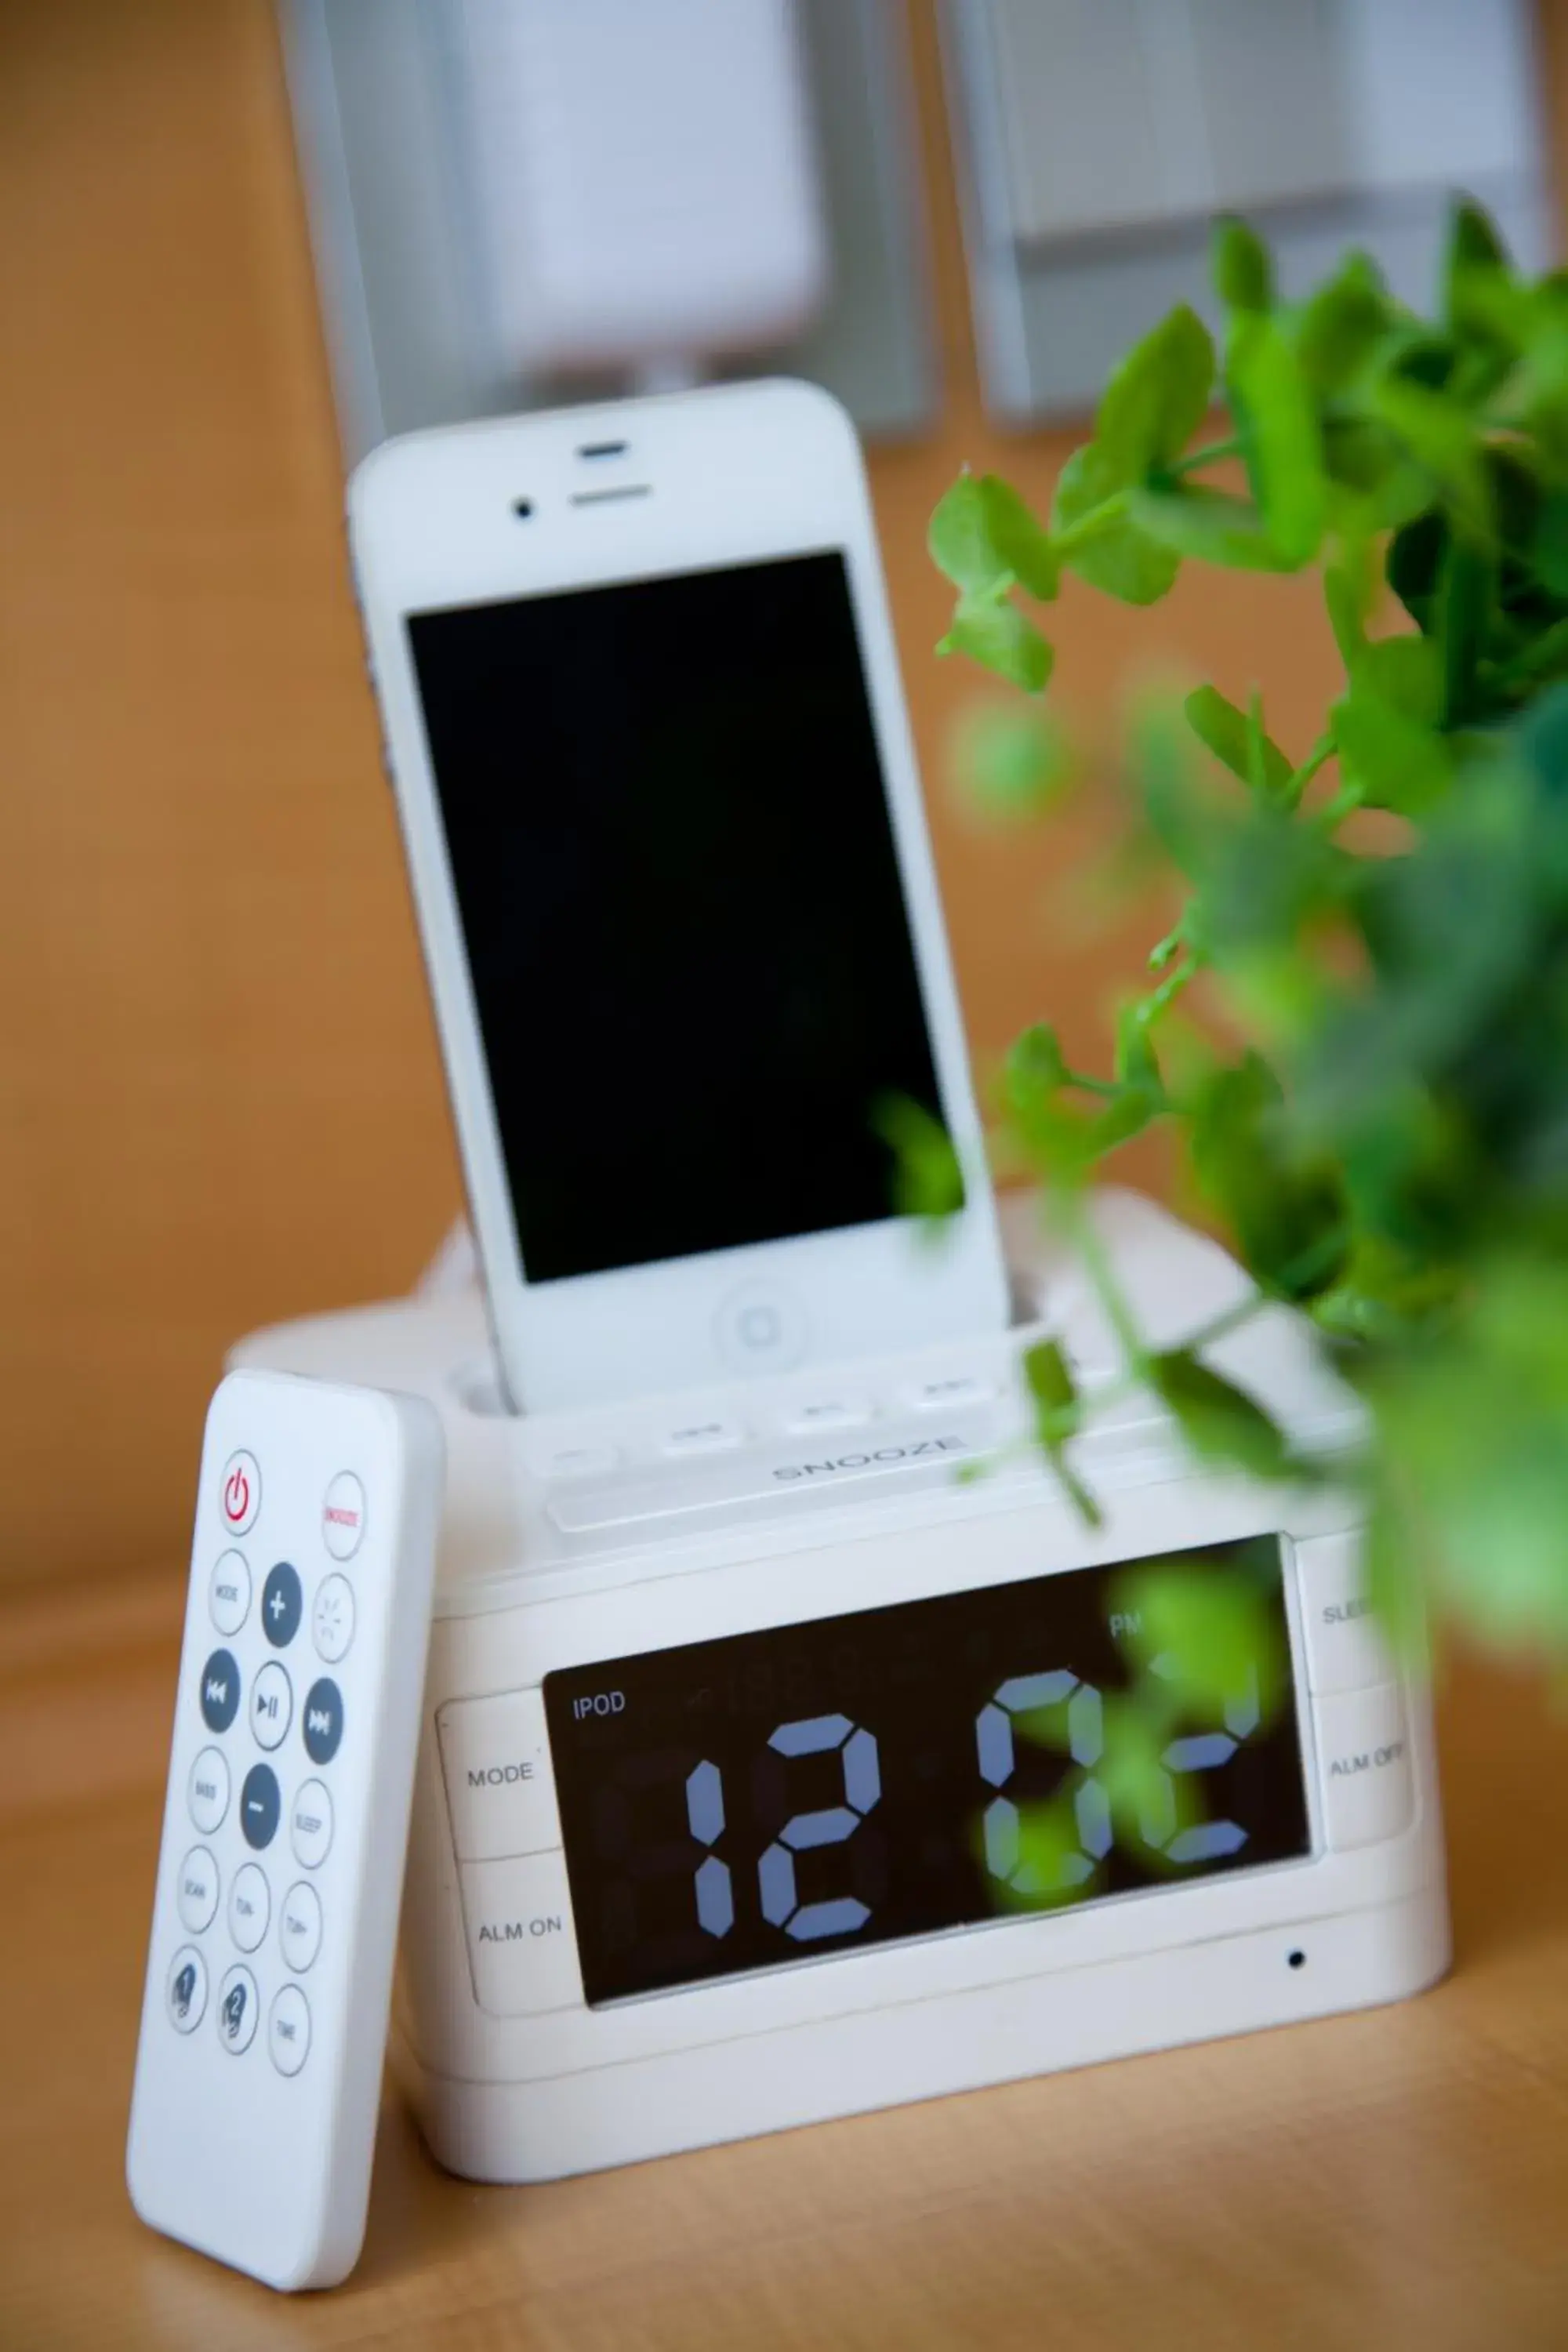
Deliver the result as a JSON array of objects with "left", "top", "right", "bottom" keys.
[
  {"left": 1287, "top": 1949, "right": 1306, "bottom": 1970},
  {"left": 512, "top": 498, "right": 534, "bottom": 518}
]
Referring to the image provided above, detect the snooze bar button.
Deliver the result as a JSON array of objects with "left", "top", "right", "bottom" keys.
[
  {"left": 460, "top": 1853, "right": 582, "bottom": 2015},
  {"left": 1296, "top": 1532, "right": 1392, "bottom": 1695},
  {"left": 1318, "top": 1682, "right": 1415, "bottom": 1849},
  {"left": 437, "top": 1690, "right": 559, "bottom": 1860},
  {"left": 547, "top": 1413, "right": 997, "bottom": 1535}
]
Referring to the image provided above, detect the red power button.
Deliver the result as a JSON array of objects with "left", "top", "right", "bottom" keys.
[{"left": 220, "top": 1449, "right": 260, "bottom": 1537}]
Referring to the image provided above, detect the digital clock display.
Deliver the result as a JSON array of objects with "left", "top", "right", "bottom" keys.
[{"left": 544, "top": 1537, "right": 1311, "bottom": 2006}]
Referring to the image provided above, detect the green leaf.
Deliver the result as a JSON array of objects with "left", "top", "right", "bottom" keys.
[
  {"left": 1295, "top": 251, "right": 1391, "bottom": 394},
  {"left": 1324, "top": 543, "right": 1374, "bottom": 667},
  {"left": 1051, "top": 444, "right": 1181, "bottom": 605},
  {"left": 929, "top": 472, "right": 1059, "bottom": 601},
  {"left": 871, "top": 1095, "right": 965, "bottom": 1222},
  {"left": 1213, "top": 216, "right": 1272, "bottom": 313},
  {"left": 1443, "top": 197, "right": 1512, "bottom": 346},
  {"left": 1023, "top": 1335, "right": 1076, "bottom": 1417},
  {"left": 1189, "top": 1054, "right": 1348, "bottom": 1302},
  {"left": 1534, "top": 490, "right": 1568, "bottom": 599},
  {"left": 1184, "top": 684, "right": 1293, "bottom": 797},
  {"left": 1356, "top": 633, "right": 1443, "bottom": 724},
  {"left": 938, "top": 590, "right": 1054, "bottom": 694},
  {"left": 1115, "top": 1555, "right": 1286, "bottom": 1723},
  {"left": 1373, "top": 374, "right": 1493, "bottom": 538},
  {"left": 928, "top": 474, "right": 997, "bottom": 595},
  {"left": 1330, "top": 683, "right": 1453, "bottom": 815},
  {"left": 1446, "top": 196, "right": 1508, "bottom": 281},
  {"left": 1094, "top": 303, "right": 1215, "bottom": 481},
  {"left": 1022, "top": 1338, "right": 1102, "bottom": 1525},
  {"left": 1362, "top": 1479, "right": 1431, "bottom": 1664},
  {"left": 1329, "top": 634, "right": 1450, "bottom": 812},
  {"left": 1096, "top": 1694, "right": 1203, "bottom": 1859},
  {"left": 1004, "top": 1800, "right": 1101, "bottom": 1908},
  {"left": 1148, "top": 1349, "right": 1290, "bottom": 1477},
  {"left": 977, "top": 475, "right": 1060, "bottom": 601},
  {"left": 1113, "top": 1001, "right": 1161, "bottom": 1091},
  {"left": 1005, "top": 1023, "right": 1070, "bottom": 1105},
  {"left": 1130, "top": 485, "right": 1295, "bottom": 572},
  {"left": 1228, "top": 313, "right": 1327, "bottom": 565},
  {"left": 954, "top": 703, "right": 1073, "bottom": 822},
  {"left": 1436, "top": 532, "right": 1494, "bottom": 726}
]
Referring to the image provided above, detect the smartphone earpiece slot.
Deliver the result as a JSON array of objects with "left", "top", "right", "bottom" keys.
[{"left": 568, "top": 485, "right": 651, "bottom": 506}]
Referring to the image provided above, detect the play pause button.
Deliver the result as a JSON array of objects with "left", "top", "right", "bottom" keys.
[
  {"left": 303, "top": 1678, "right": 343, "bottom": 1766},
  {"left": 199, "top": 1649, "right": 240, "bottom": 1733}
]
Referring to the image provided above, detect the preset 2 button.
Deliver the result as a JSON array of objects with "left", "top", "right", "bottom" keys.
[{"left": 218, "top": 1964, "right": 260, "bottom": 2054}]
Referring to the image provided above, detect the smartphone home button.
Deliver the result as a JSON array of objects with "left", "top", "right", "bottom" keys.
[{"left": 714, "top": 1285, "right": 808, "bottom": 1374}]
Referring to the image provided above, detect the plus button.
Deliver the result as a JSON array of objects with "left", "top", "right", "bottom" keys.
[{"left": 260, "top": 1562, "right": 303, "bottom": 1650}]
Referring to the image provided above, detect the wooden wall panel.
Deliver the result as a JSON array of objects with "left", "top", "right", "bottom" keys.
[{"left": 1, "top": 1, "right": 1562, "bottom": 1588}]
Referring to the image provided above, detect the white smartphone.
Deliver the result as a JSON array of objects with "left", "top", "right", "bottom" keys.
[{"left": 348, "top": 380, "right": 1008, "bottom": 1413}]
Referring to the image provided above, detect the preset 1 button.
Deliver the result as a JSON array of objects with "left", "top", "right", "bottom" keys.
[{"left": 166, "top": 1946, "right": 207, "bottom": 2033}]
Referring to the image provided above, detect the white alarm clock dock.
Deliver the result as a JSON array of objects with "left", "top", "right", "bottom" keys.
[{"left": 233, "top": 1191, "right": 1449, "bottom": 2183}]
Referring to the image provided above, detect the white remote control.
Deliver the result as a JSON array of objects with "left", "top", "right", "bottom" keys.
[{"left": 127, "top": 1368, "right": 445, "bottom": 2291}]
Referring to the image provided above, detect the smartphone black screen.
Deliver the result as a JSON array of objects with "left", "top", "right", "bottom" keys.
[{"left": 406, "top": 552, "right": 952, "bottom": 1284}]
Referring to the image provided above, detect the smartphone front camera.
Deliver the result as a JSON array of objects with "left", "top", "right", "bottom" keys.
[{"left": 512, "top": 497, "right": 534, "bottom": 519}]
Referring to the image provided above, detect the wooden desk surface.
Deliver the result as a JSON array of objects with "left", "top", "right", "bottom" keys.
[{"left": 2, "top": 1578, "right": 1566, "bottom": 2350}]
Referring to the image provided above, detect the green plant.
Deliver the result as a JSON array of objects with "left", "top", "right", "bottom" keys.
[{"left": 929, "top": 201, "right": 1568, "bottom": 1669}]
